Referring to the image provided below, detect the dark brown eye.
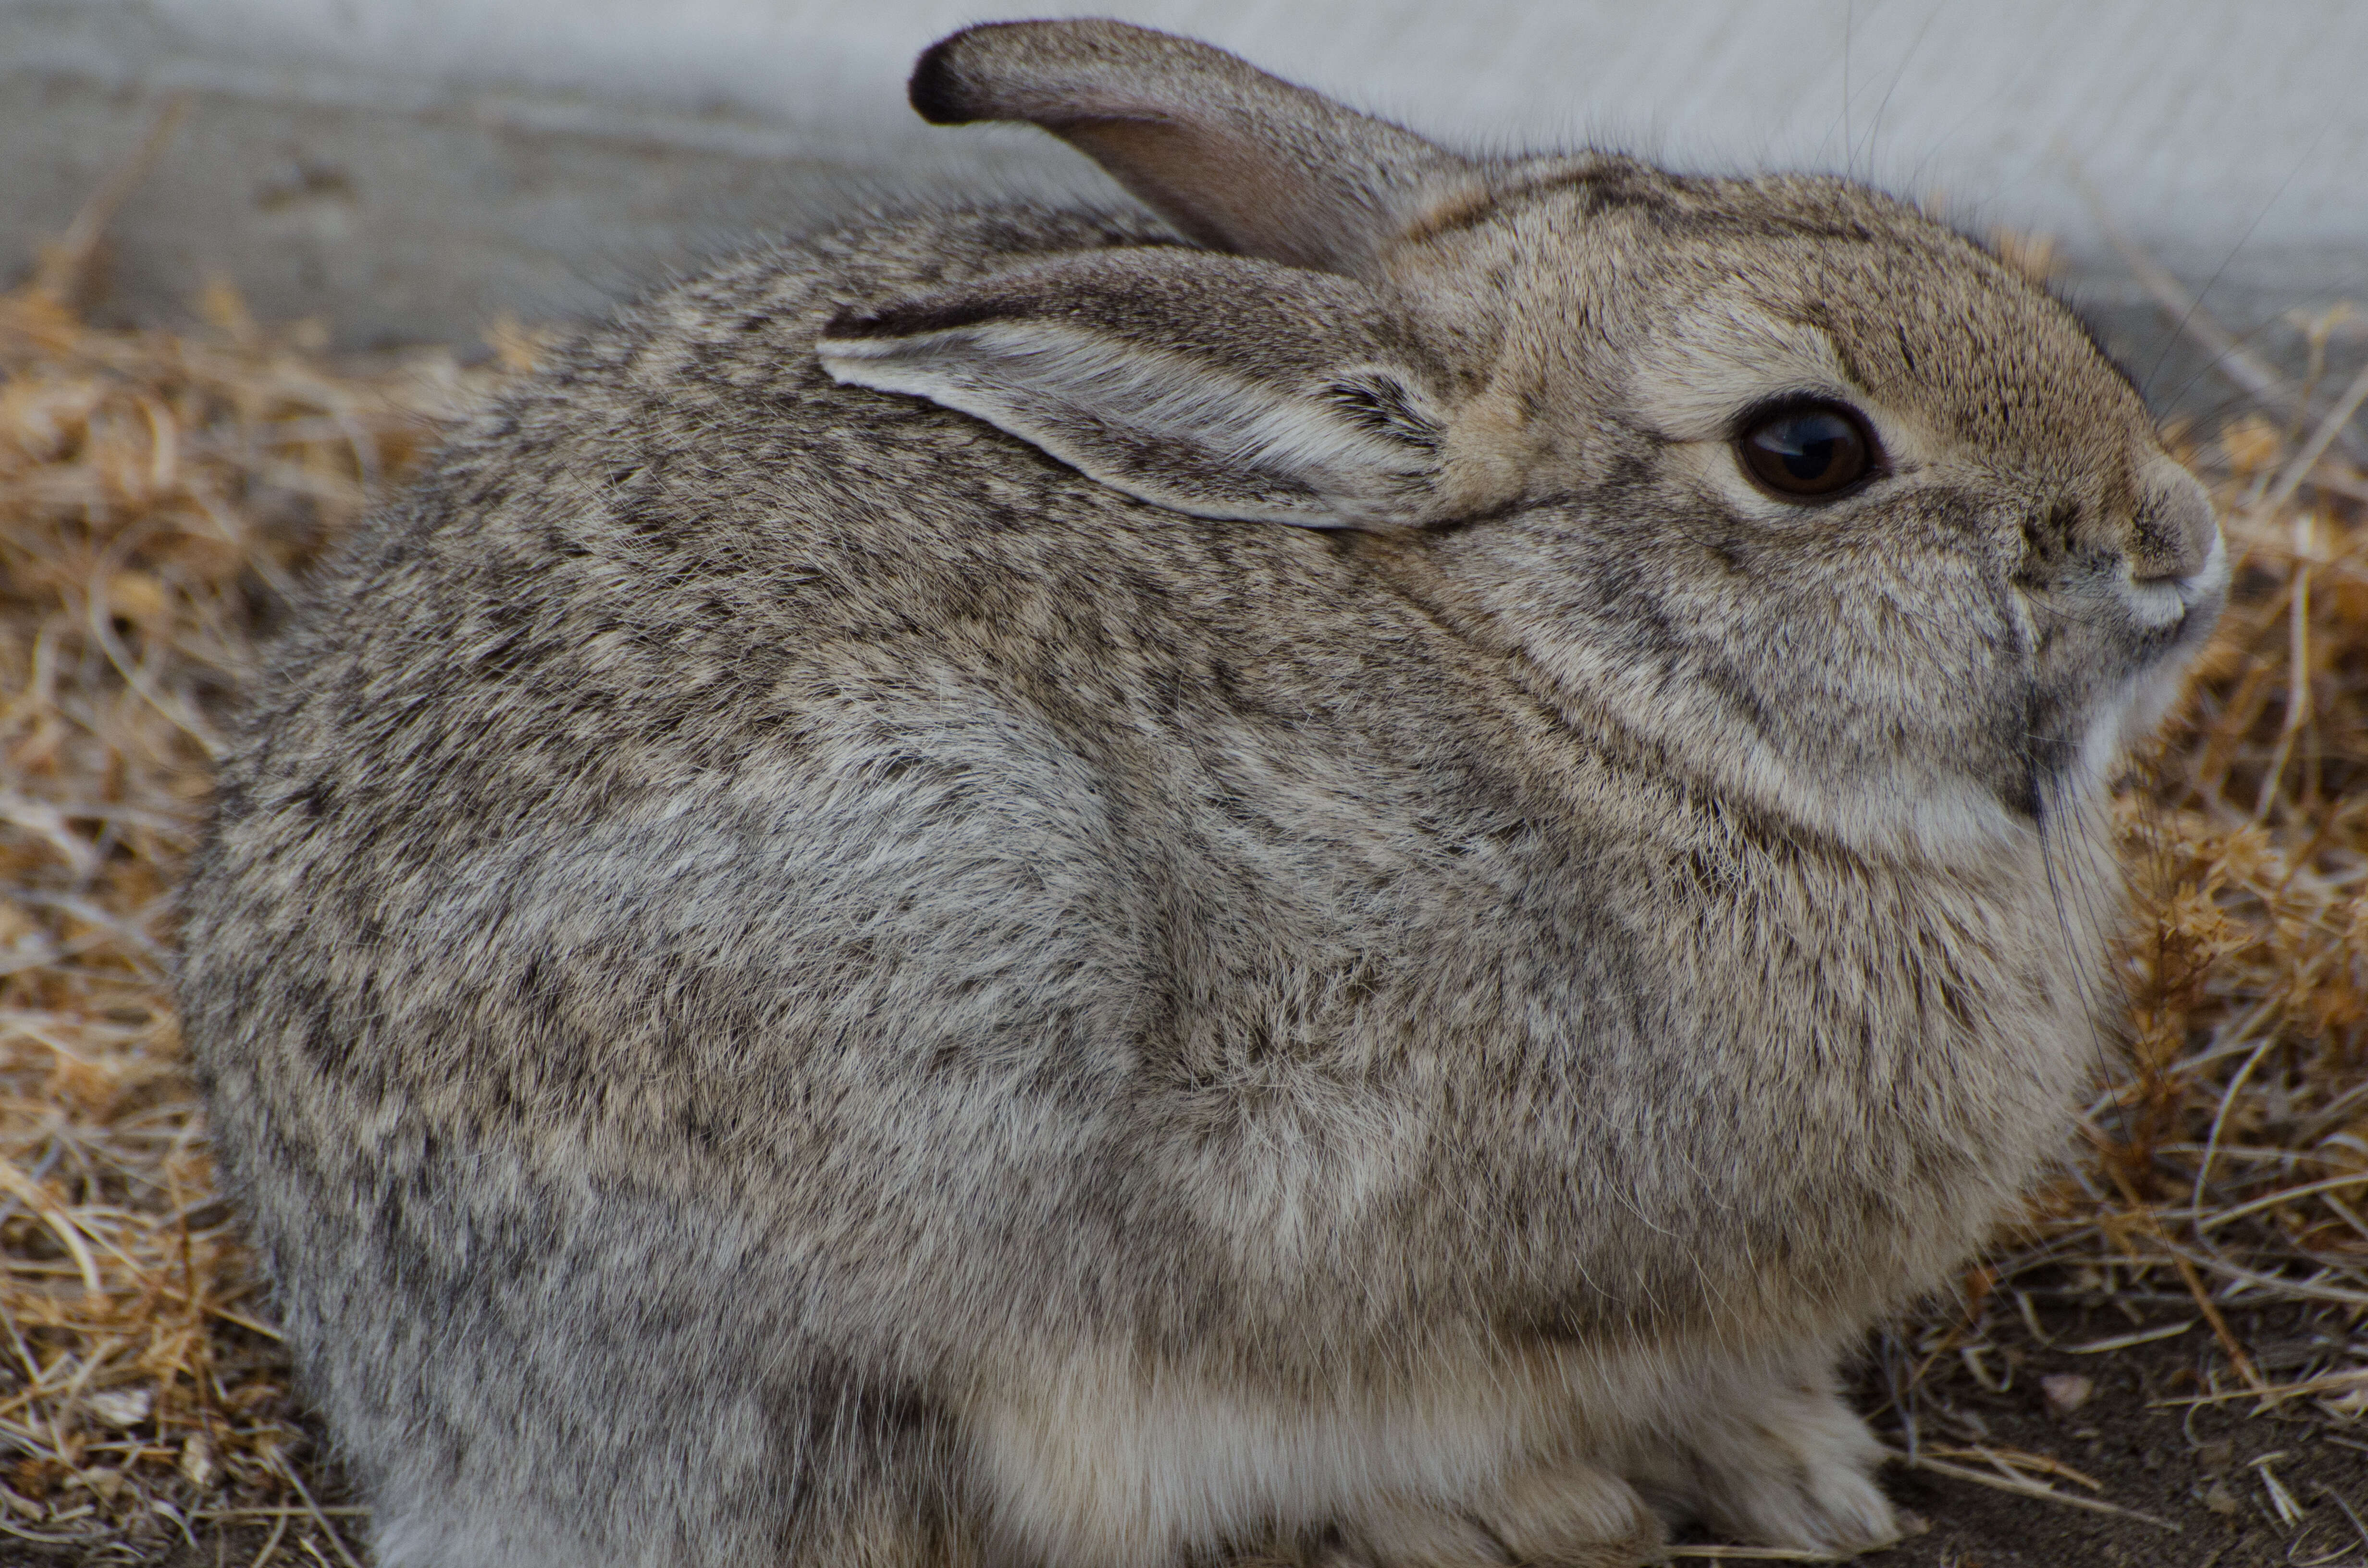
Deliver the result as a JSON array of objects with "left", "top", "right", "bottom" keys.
[{"left": 1736, "top": 402, "right": 1879, "bottom": 501}]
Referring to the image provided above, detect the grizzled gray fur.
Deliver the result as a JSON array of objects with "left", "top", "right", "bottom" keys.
[{"left": 177, "top": 19, "right": 2226, "bottom": 1568}]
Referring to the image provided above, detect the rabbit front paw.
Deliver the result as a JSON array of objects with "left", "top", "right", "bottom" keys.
[
  {"left": 1330, "top": 1461, "right": 1666, "bottom": 1568},
  {"left": 1651, "top": 1375, "right": 1900, "bottom": 1558}
]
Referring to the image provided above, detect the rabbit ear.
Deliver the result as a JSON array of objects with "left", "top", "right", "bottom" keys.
[
  {"left": 908, "top": 20, "right": 1482, "bottom": 279},
  {"left": 817, "top": 248, "right": 1458, "bottom": 529}
]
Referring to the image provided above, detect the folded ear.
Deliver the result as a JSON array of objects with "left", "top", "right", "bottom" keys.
[
  {"left": 908, "top": 20, "right": 1482, "bottom": 280},
  {"left": 817, "top": 248, "right": 1463, "bottom": 529}
]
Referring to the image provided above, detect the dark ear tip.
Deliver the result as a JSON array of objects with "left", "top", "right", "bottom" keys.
[
  {"left": 908, "top": 31, "right": 984, "bottom": 125},
  {"left": 824, "top": 296, "right": 999, "bottom": 341},
  {"left": 820, "top": 304, "right": 878, "bottom": 340}
]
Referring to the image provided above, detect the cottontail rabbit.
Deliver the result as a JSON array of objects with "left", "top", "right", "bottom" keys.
[{"left": 179, "top": 19, "right": 2224, "bottom": 1568}]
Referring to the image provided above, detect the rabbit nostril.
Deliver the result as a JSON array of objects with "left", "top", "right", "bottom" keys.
[{"left": 2013, "top": 502, "right": 2078, "bottom": 587}]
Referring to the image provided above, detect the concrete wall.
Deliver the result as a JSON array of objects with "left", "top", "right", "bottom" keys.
[{"left": 4, "top": 0, "right": 2363, "bottom": 416}]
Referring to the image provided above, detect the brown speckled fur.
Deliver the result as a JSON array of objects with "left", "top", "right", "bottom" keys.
[{"left": 177, "top": 21, "right": 2225, "bottom": 1568}]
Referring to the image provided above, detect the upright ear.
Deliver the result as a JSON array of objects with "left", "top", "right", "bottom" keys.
[
  {"left": 908, "top": 20, "right": 1483, "bottom": 280},
  {"left": 817, "top": 247, "right": 1486, "bottom": 530}
]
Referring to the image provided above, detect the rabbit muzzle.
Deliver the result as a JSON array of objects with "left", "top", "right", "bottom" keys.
[
  {"left": 2116, "top": 461, "right": 2228, "bottom": 647},
  {"left": 2127, "top": 459, "right": 2220, "bottom": 584}
]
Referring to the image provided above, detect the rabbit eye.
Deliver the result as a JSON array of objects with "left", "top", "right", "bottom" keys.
[{"left": 1735, "top": 402, "right": 1879, "bottom": 501}]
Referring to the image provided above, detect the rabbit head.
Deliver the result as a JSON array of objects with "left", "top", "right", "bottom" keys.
[{"left": 822, "top": 20, "right": 2224, "bottom": 855}]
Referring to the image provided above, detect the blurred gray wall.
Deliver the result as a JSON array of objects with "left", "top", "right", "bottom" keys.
[{"left": 5, "top": 0, "right": 2364, "bottom": 420}]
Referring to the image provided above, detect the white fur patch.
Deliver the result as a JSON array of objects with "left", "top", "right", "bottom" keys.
[
  {"left": 967, "top": 1330, "right": 1902, "bottom": 1568},
  {"left": 968, "top": 1339, "right": 1640, "bottom": 1567}
]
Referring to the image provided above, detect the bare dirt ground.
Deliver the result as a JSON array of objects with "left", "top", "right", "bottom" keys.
[
  {"left": 1, "top": 153, "right": 2362, "bottom": 1566},
  {"left": 1855, "top": 1293, "right": 2368, "bottom": 1568}
]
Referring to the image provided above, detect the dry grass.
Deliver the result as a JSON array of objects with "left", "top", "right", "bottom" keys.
[
  {"left": 0, "top": 209, "right": 511, "bottom": 1557},
  {"left": 0, "top": 190, "right": 2362, "bottom": 1557}
]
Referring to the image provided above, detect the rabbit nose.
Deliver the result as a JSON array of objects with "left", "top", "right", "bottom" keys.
[{"left": 2127, "top": 463, "right": 2218, "bottom": 583}]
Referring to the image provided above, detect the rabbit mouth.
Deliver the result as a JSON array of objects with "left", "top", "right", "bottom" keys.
[
  {"left": 2112, "top": 525, "right": 2230, "bottom": 700},
  {"left": 2120, "top": 528, "right": 2230, "bottom": 637}
]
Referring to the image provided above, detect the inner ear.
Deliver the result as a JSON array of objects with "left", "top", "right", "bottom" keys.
[
  {"left": 907, "top": 19, "right": 1482, "bottom": 279},
  {"left": 1324, "top": 373, "right": 1449, "bottom": 454},
  {"left": 817, "top": 248, "right": 1462, "bottom": 530}
]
